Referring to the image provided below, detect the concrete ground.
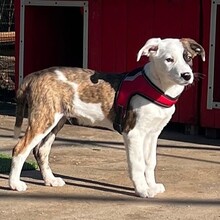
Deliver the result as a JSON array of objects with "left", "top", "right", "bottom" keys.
[{"left": 0, "top": 115, "right": 219, "bottom": 220}]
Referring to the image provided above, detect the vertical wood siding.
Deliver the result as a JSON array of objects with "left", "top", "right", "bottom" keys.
[
  {"left": 88, "top": 0, "right": 202, "bottom": 125},
  {"left": 15, "top": 0, "right": 216, "bottom": 127},
  {"left": 200, "top": 0, "right": 220, "bottom": 128}
]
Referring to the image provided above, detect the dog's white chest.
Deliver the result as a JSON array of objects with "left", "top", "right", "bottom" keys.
[{"left": 131, "top": 95, "right": 175, "bottom": 133}]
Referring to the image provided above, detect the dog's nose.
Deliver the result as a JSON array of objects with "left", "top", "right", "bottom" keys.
[{"left": 181, "top": 72, "right": 191, "bottom": 81}]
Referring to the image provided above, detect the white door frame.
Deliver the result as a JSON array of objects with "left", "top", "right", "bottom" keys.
[
  {"left": 19, "top": 0, "right": 88, "bottom": 85},
  {"left": 207, "top": 0, "right": 220, "bottom": 109}
]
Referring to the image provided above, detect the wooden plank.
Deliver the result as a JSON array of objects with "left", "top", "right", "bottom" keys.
[
  {"left": 101, "top": 0, "right": 124, "bottom": 72},
  {"left": 126, "top": 0, "right": 154, "bottom": 70},
  {"left": 88, "top": 0, "right": 102, "bottom": 70},
  {"left": 0, "top": 32, "right": 15, "bottom": 43},
  {"left": 200, "top": 0, "right": 215, "bottom": 128},
  {"left": 213, "top": 6, "right": 220, "bottom": 101},
  {"left": 177, "top": 0, "right": 201, "bottom": 125},
  {"left": 114, "top": 0, "right": 127, "bottom": 72}
]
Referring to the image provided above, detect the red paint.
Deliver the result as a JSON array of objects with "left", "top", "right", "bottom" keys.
[
  {"left": 15, "top": 0, "right": 218, "bottom": 128},
  {"left": 200, "top": 0, "right": 220, "bottom": 129}
]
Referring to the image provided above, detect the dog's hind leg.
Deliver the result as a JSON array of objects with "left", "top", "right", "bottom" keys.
[
  {"left": 33, "top": 117, "right": 66, "bottom": 187},
  {"left": 9, "top": 113, "right": 64, "bottom": 191}
]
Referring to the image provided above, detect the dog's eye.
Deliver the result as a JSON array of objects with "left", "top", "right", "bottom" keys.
[
  {"left": 185, "top": 55, "right": 192, "bottom": 62},
  {"left": 183, "top": 51, "right": 193, "bottom": 63},
  {"left": 166, "top": 58, "right": 174, "bottom": 63}
]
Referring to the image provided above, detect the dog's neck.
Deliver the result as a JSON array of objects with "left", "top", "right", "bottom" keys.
[{"left": 144, "top": 63, "right": 185, "bottom": 98}]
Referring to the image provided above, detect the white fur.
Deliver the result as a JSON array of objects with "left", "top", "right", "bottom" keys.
[
  {"left": 123, "top": 95, "right": 175, "bottom": 197},
  {"left": 122, "top": 38, "right": 200, "bottom": 197},
  {"left": 138, "top": 38, "right": 194, "bottom": 89},
  {"left": 56, "top": 70, "right": 106, "bottom": 124},
  {"left": 9, "top": 113, "right": 64, "bottom": 191},
  {"left": 73, "top": 85, "right": 105, "bottom": 123},
  {"left": 9, "top": 38, "right": 204, "bottom": 197},
  {"left": 39, "top": 133, "right": 66, "bottom": 187}
]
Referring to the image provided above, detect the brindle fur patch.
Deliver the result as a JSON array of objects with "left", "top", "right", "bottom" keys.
[
  {"left": 13, "top": 66, "right": 136, "bottom": 155},
  {"left": 78, "top": 71, "right": 125, "bottom": 120},
  {"left": 122, "top": 108, "right": 137, "bottom": 133},
  {"left": 180, "top": 38, "right": 205, "bottom": 61},
  {"left": 16, "top": 67, "right": 127, "bottom": 127}
]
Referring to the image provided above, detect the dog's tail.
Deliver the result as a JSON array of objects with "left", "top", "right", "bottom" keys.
[{"left": 14, "top": 76, "right": 31, "bottom": 139}]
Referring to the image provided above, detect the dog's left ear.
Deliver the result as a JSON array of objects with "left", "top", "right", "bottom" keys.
[
  {"left": 137, "top": 38, "right": 161, "bottom": 61},
  {"left": 180, "top": 38, "right": 205, "bottom": 62}
]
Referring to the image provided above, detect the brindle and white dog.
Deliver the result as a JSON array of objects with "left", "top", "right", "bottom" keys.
[{"left": 9, "top": 38, "right": 205, "bottom": 197}]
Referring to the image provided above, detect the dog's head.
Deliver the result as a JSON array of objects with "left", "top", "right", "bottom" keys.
[{"left": 137, "top": 38, "right": 205, "bottom": 86}]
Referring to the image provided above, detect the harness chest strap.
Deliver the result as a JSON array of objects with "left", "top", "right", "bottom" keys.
[{"left": 113, "top": 67, "right": 179, "bottom": 134}]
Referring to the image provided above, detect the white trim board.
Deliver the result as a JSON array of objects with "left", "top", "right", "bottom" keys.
[
  {"left": 207, "top": 0, "right": 220, "bottom": 109},
  {"left": 19, "top": 0, "right": 88, "bottom": 85}
]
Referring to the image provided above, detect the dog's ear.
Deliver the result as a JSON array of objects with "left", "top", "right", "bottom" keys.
[
  {"left": 180, "top": 38, "right": 205, "bottom": 62},
  {"left": 137, "top": 38, "right": 161, "bottom": 61}
]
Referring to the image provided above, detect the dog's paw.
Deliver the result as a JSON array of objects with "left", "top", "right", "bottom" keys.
[
  {"left": 9, "top": 180, "right": 27, "bottom": 191},
  {"left": 134, "top": 182, "right": 150, "bottom": 198},
  {"left": 45, "top": 177, "right": 65, "bottom": 187},
  {"left": 135, "top": 188, "right": 156, "bottom": 198},
  {"left": 148, "top": 183, "right": 165, "bottom": 197},
  {"left": 135, "top": 183, "right": 165, "bottom": 198}
]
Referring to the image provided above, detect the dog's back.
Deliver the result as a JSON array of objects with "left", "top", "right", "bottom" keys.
[{"left": 14, "top": 67, "right": 124, "bottom": 138}]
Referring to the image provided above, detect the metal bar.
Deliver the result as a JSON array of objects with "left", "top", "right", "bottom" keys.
[
  {"left": 212, "top": 102, "right": 220, "bottom": 109},
  {"left": 22, "top": 0, "right": 86, "bottom": 7},
  {"left": 207, "top": 0, "right": 218, "bottom": 109},
  {"left": 18, "top": 0, "right": 25, "bottom": 86},
  {"left": 83, "top": 2, "right": 88, "bottom": 68}
]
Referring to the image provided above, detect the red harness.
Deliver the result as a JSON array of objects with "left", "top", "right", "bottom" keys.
[{"left": 113, "top": 67, "right": 179, "bottom": 133}]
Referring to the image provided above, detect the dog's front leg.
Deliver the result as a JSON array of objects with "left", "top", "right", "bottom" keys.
[
  {"left": 143, "top": 132, "right": 165, "bottom": 197},
  {"left": 123, "top": 129, "right": 152, "bottom": 198}
]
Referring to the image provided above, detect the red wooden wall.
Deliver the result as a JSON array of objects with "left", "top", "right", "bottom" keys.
[
  {"left": 200, "top": 0, "right": 220, "bottom": 129},
  {"left": 16, "top": 5, "right": 83, "bottom": 76},
  {"left": 88, "top": 0, "right": 203, "bottom": 125},
  {"left": 15, "top": 0, "right": 211, "bottom": 127}
]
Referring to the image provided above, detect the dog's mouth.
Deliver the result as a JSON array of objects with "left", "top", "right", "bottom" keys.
[
  {"left": 181, "top": 80, "right": 193, "bottom": 86},
  {"left": 179, "top": 78, "right": 193, "bottom": 86}
]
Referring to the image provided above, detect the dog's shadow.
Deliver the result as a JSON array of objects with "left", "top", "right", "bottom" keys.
[{"left": 0, "top": 170, "right": 135, "bottom": 197}]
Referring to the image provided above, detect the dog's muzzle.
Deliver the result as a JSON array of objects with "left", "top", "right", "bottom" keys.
[{"left": 181, "top": 72, "right": 192, "bottom": 81}]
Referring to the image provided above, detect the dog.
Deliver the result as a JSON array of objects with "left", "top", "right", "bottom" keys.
[{"left": 9, "top": 38, "right": 205, "bottom": 197}]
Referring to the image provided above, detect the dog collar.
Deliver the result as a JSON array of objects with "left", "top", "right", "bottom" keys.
[{"left": 113, "top": 67, "right": 179, "bottom": 134}]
